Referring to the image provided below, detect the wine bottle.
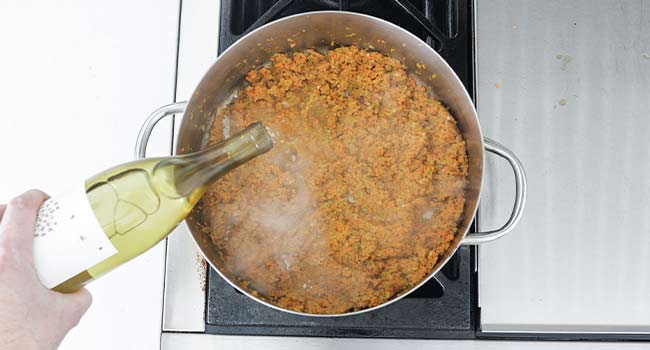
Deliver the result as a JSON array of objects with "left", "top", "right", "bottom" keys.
[{"left": 31, "top": 122, "right": 273, "bottom": 292}]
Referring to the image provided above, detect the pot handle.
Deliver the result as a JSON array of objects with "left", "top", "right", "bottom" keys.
[
  {"left": 134, "top": 102, "right": 188, "bottom": 159},
  {"left": 461, "top": 138, "right": 527, "bottom": 245}
]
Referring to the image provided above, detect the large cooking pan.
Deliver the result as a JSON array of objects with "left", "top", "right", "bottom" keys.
[{"left": 134, "top": 12, "right": 527, "bottom": 316}]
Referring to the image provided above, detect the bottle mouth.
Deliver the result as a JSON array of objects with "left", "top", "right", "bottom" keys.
[
  {"left": 246, "top": 122, "right": 275, "bottom": 153},
  {"left": 225, "top": 122, "right": 274, "bottom": 164}
]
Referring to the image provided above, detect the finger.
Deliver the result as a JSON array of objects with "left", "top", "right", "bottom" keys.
[
  {"left": 0, "top": 204, "right": 6, "bottom": 221},
  {"left": 57, "top": 287, "right": 93, "bottom": 326},
  {"left": 0, "top": 190, "right": 49, "bottom": 254}
]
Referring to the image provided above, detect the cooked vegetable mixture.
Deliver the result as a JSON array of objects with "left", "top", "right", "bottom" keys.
[{"left": 198, "top": 46, "right": 468, "bottom": 314}]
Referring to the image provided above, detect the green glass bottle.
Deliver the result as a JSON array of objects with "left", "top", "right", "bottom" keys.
[{"left": 31, "top": 123, "right": 273, "bottom": 292}]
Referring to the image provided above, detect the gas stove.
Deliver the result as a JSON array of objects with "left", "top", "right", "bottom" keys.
[{"left": 160, "top": 0, "right": 650, "bottom": 348}]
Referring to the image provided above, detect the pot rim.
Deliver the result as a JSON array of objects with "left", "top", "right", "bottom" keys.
[{"left": 184, "top": 10, "right": 485, "bottom": 317}]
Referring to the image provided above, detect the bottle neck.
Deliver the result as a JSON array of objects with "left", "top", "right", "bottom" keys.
[{"left": 153, "top": 122, "right": 273, "bottom": 205}]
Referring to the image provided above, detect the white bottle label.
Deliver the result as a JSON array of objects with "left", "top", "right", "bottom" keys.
[{"left": 32, "top": 186, "right": 118, "bottom": 289}]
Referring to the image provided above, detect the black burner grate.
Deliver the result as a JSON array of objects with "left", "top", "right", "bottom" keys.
[
  {"left": 207, "top": 0, "right": 476, "bottom": 339},
  {"left": 206, "top": 247, "right": 474, "bottom": 338},
  {"left": 220, "top": 0, "right": 473, "bottom": 93}
]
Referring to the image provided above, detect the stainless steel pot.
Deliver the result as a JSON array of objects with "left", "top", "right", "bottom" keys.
[{"left": 135, "top": 11, "right": 527, "bottom": 316}]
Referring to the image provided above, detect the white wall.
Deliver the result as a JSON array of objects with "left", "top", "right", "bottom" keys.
[{"left": 0, "top": 1, "right": 180, "bottom": 349}]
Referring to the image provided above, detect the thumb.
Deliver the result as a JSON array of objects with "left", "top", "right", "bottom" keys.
[{"left": 56, "top": 287, "right": 93, "bottom": 326}]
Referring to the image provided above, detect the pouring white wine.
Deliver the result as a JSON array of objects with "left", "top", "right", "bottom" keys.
[{"left": 32, "top": 122, "right": 273, "bottom": 292}]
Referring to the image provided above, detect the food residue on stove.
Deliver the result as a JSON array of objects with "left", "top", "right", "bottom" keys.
[{"left": 556, "top": 53, "right": 572, "bottom": 71}]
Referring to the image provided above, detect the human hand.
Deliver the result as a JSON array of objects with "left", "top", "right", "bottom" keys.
[{"left": 0, "top": 190, "right": 92, "bottom": 350}]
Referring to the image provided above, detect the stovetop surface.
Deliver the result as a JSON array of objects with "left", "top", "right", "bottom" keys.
[{"left": 206, "top": 0, "right": 476, "bottom": 339}]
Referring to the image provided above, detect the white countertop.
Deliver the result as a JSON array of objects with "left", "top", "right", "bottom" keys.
[{"left": 0, "top": 1, "right": 179, "bottom": 349}]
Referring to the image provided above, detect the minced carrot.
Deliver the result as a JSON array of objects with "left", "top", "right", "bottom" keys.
[{"left": 199, "top": 46, "right": 469, "bottom": 314}]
